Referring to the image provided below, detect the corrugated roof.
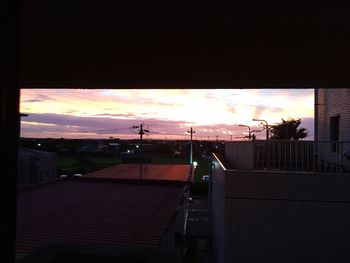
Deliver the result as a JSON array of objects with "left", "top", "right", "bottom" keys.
[
  {"left": 84, "top": 164, "right": 192, "bottom": 182},
  {"left": 16, "top": 180, "right": 184, "bottom": 254}
]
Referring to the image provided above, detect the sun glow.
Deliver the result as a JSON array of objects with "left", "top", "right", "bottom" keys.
[{"left": 20, "top": 89, "right": 314, "bottom": 139}]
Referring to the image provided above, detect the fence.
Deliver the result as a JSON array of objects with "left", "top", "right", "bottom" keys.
[{"left": 254, "top": 140, "right": 350, "bottom": 173}]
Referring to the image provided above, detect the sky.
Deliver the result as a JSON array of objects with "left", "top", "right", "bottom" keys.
[{"left": 20, "top": 89, "right": 314, "bottom": 140}]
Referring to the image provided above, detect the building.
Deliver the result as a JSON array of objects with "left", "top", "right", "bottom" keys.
[
  {"left": 315, "top": 88, "right": 350, "bottom": 170},
  {"left": 18, "top": 148, "right": 58, "bottom": 188},
  {"left": 211, "top": 153, "right": 350, "bottom": 263},
  {"left": 210, "top": 88, "right": 350, "bottom": 263},
  {"left": 16, "top": 164, "right": 193, "bottom": 262}
]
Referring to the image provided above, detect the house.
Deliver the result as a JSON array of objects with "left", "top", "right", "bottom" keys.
[
  {"left": 16, "top": 164, "right": 194, "bottom": 262},
  {"left": 210, "top": 88, "right": 350, "bottom": 263}
]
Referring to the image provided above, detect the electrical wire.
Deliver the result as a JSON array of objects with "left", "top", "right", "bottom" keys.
[{"left": 79, "top": 127, "right": 132, "bottom": 133}]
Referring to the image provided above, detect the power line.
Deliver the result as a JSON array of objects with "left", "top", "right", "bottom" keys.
[{"left": 79, "top": 127, "right": 131, "bottom": 134}]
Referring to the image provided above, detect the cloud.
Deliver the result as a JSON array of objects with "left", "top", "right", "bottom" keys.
[
  {"left": 21, "top": 113, "right": 190, "bottom": 138},
  {"left": 22, "top": 94, "right": 54, "bottom": 103},
  {"left": 20, "top": 89, "right": 314, "bottom": 139},
  {"left": 94, "top": 113, "right": 138, "bottom": 118},
  {"left": 20, "top": 113, "right": 264, "bottom": 140},
  {"left": 23, "top": 99, "right": 44, "bottom": 103}
]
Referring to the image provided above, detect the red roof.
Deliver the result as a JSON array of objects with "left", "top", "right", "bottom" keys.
[
  {"left": 84, "top": 164, "right": 192, "bottom": 182},
  {"left": 16, "top": 180, "right": 184, "bottom": 254}
]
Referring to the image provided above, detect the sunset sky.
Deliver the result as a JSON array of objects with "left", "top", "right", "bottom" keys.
[{"left": 20, "top": 89, "right": 314, "bottom": 140}]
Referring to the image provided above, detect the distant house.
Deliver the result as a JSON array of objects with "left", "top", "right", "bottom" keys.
[
  {"left": 18, "top": 148, "right": 57, "bottom": 188},
  {"left": 76, "top": 143, "right": 98, "bottom": 153}
]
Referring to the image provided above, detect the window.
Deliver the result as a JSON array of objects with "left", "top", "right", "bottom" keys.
[{"left": 330, "top": 115, "right": 340, "bottom": 152}]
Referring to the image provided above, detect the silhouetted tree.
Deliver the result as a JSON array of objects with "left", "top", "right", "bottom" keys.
[{"left": 270, "top": 118, "right": 308, "bottom": 140}]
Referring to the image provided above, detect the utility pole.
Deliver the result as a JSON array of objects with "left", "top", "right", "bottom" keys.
[
  {"left": 239, "top": 124, "right": 262, "bottom": 140},
  {"left": 138, "top": 124, "right": 144, "bottom": 178},
  {"left": 130, "top": 123, "right": 154, "bottom": 171},
  {"left": 131, "top": 123, "right": 150, "bottom": 153},
  {"left": 139, "top": 124, "right": 144, "bottom": 151},
  {"left": 187, "top": 127, "right": 195, "bottom": 164}
]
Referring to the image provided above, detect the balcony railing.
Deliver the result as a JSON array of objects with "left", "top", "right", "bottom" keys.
[{"left": 254, "top": 140, "right": 350, "bottom": 173}]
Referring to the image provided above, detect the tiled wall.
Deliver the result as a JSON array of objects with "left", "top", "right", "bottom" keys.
[{"left": 224, "top": 169, "right": 350, "bottom": 263}]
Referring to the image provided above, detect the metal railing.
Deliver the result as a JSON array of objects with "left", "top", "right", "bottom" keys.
[{"left": 254, "top": 140, "right": 350, "bottom": 173}]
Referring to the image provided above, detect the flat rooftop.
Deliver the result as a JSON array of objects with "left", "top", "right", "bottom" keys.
[
  {"left": 16, "top": 180, "right": 184, "bottom": 255},
  {"left": 84, "top": 164, "right": 193, "bottom": 183}
]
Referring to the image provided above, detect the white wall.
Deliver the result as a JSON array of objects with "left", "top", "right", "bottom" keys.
[
  {"left": 316, "top": 88, "right": 350, "bottom": 168},
  {"left": 224, "top": 169, "right": 350, "bottom": 263},
  {"left": 225, "top": 141, "right": 255, "bottom": 170},
  {"left": 211, "top": 155, "right": 225, "bottom": 263}
]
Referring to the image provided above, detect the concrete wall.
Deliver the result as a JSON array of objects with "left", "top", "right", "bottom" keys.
[
  {"left": 211, "top": 156, "right": 225, "bottom": 263},
  {"left": 225, "top": 142, "right": 255, "bottom": 170},
  {"left": 18, "top": 149, "right": 57, "bottom": 188},
  {"left": 224, "top": 169, "right": 350, "bottom": 263}
]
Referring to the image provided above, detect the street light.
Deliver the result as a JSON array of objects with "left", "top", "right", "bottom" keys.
[
  {"left": 238, "top": 124, "right": 251, "bottom": 140},
  {"left": 238, "top": 125, "right": 262, "bottom": 140},
  {"left": 252, "top": 119, "right": 269, "bottom": 140}
]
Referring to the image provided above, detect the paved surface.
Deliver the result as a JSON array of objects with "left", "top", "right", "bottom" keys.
[
  {"left": 186, "top": 198, "right": 210, "bottom": 238},
  {"left": 186, "top": 197, "right": 212, "bottom": 263}
]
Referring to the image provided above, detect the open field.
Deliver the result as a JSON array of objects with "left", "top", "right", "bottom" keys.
[{"left": 58, "top": 155, "right": 121, "bottom": 175}]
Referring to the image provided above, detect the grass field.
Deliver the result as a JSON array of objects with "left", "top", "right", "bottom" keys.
[{"left": 58, "top": 155, "right": 121, "bottom": 175}]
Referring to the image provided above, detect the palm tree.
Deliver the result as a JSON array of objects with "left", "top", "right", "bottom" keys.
[{"left": 270, "top": 118, "right": 308, "bottom": 140}]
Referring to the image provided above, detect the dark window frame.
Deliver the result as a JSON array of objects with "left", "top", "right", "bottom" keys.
[{"left": 330, "top": 115, "right": 340, "bottom": 153}]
